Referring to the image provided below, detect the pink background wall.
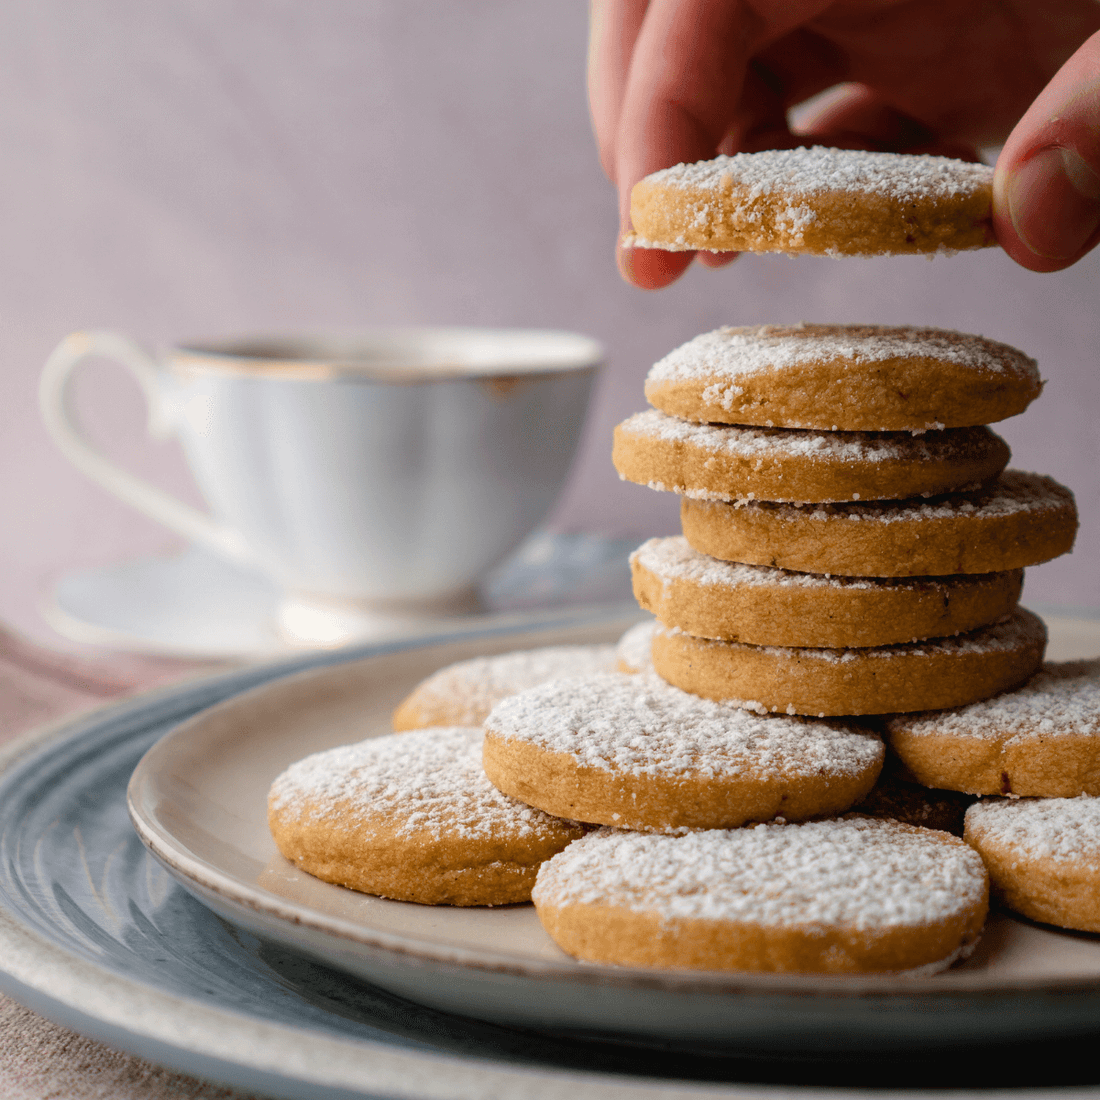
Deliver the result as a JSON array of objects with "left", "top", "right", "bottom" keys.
[{"left": 2, "top": 2, "right": 1098, "bottom": 646}]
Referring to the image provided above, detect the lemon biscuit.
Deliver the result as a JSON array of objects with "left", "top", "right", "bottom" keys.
[
  {"left": 268, "top": 726, "right": 586, "bottom": 906},
  {"left": 483, "top": 672, "right": 883, "bottom": 831},
  {"left": 613, "top": 410, "right": 1009, "bottom": 504},
  {"left": 628, "top": 146, "right": 994, "bottom": 257},
  {"left": 391, "top": 644, "right": 618, "bottom": 730},
  {"left": 632, "top": 536, "right": 1023, "bottom": 648},
  {"left": 644, "top": 324, "right": 1042, "bottom": 431},
  {"left": 887, "top": 659, "right": 1100, "bottom": 797},
  {"left": 964, "top": 797, "right": 1100, "bottom": 932},
  {"left": 681, "top": 471, "right": 1076, "bottom": 578},
  {"left": 533, "top": 819, "right": 988, "bottom": 973},
  {"left": 651, "top": 608, "right": 1046, "bottom": 717}
]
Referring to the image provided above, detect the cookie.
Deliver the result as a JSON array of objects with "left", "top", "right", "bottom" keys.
[
  {"left": 391, "top": 644, "right": 618, "bottom": 730},
  {"left": 628, "top": 146, "right": 994, "bottom": 257},
  {"left": 650, "top": 608, "right": 1047, "bottom": 717},
  {"left": 644, "top": 324, "right": 1041, "bottom": 431},
  {"left": 613, "top": 410, "right": 1008, "bottom": 504},
  {"left": 964, "top": 797, "right": 1100, "bottom": 932},
  {"left": 680, "top": 471, "right": 1077, "bottom": 577},
  {"left": 852, "top": 758, "right": 974, "bottom": 837},
  {"left": 483, "top": 672, "right": 883, "bottom": 831},
  {"left": 887, "top": 659, "right": 1100, "bottom": 797},
  {"left": 631, "top": 536, "right": 1023, "bottom": 648},
  {"left": 532, "top": 819, "right": 988, "bottom": 973},
  {"left": 267, "top": 726, "right": 586, "bottom": 906},
  {"left": 615, "top": 618, "right": 656, "bottom": 674}
]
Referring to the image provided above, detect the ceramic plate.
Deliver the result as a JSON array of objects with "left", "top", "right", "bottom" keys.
[{"left": 125, "top": 609, "right": 1100, "bottom": 1059}]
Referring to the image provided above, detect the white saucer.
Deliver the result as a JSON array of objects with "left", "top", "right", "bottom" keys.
[{"left": 43, "top": 533, "right": 640, "bottom": 659}]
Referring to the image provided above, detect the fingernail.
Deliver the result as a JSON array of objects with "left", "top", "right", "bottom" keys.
[{"left": 1005, "top": 147, "right": 1100, "bottom": 260}]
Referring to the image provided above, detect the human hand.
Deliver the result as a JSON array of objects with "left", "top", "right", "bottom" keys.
[
  {"left": 588, "top": 0, "right": 1100, "bottom": 288},
  {"left": 994, "top": 29, "right": 1100, "bottom": 273}
]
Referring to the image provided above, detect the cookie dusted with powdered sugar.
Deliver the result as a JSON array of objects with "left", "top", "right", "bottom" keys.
[
  {"left": 644, "top": 324, "right": 1041, "bottom": 431},
  {"left": 888, "top": 659, "right": 1100, "bottom": 797},
  {"left": 391, "top": 644, "right": 618, "bottom": 730},
  {"left": 851, "top": 758, "right": 974, "bottom": 837},
  {"left": 533, "top": 819, "right": 988, "bottom": 973},
  {"left": 628, "top": 146, "right": 994, "bottom": 257},
  {"left": 615, "top": 618, "right": 656, "bottom": 673},
  {"left": 651, "top": 608, "right": 1046, "bottom": 717},
  {"left": 482, "top": 672, "right": 882, "bottom": 831},
  {"left": 613, "top": 410, "right": 1009, "bottom": 504},
  {"left": 964, "top": 797, "right": 1100, "bottom": 932},
  {"left": 681, "top": 470, "right": 1076, "bottom": 578},
  {"left": 632, "top": 536, "right": 1022, "bottom": 649},
  {"left": 268, "top": 727, "right": 586, "bottom": 906}
]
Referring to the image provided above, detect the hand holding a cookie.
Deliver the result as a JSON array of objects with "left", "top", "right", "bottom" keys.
[{"left": 589, "top": 0, "right": 1100, "bottom": 286}]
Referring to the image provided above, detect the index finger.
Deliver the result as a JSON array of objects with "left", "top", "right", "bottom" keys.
[
  {"left": 588, "top": 0, "right": 650, "bottom": 183},
  {"left": 615, "top": 0, "right": 831, "bottom": 287}
]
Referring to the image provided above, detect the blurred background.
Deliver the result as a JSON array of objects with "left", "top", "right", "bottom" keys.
[{"left": 2, "top": 1, "right": 1098, "bottom": 648}]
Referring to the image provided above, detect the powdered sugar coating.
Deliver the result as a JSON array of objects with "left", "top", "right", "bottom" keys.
[
  {"left": 965, "top": 796, "right": 1100, "bottom": 863},
  {"left": 889, "top": 660, "right": 1100, "bottom": 741},
  {"left": 486, "top": 672, "right": 881, "bottom": 779},
  {"left": 616, "top": 619, "right": 656, "bottom": 673},
  {"left": 533, "top": 819, "right": 986, "bottom": 930},
  {"left": 268, "top": 726, "right": 570, "bottom": 841},
  {"left": 397, "top": 644, "right": 618, "bottom": 726},
  {"left": 646, "top": 146, "right": 992, "bottom": 202},
  {"left": 719, "top": 470, "right": 1072, "bottom": 525},
  {"left": 631, "top": 147, "right": 996, "bottom": 256},
  {"left": 656, "top": 608, "right": 1045, "bottom": 667},
  {"left": 648, "top": 324, "right": 1037, "bottom": 390},
  {"left": 631, "top": 147, "right": 990, "bottom": 254},
  {"left": 633, "top": 535, "right": 1005, "bottom": 594},
  {"left": 619, "top": 408, "right": 1002, "bottom": 466}
]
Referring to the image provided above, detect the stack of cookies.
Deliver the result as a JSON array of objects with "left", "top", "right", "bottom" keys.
[
  {"left": 268, "top": 148, "right": 1096, "bottom": 978},
  {"left": 614, "top": 321, "right": 1078, "bottom": 717},
  {"left": 494, "top": 149, "right": 1083, "bottom": 969}
]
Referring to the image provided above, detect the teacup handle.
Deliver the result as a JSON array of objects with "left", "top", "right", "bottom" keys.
[{"left": 39, "top": 330, "right": 254, "bottom": 566}]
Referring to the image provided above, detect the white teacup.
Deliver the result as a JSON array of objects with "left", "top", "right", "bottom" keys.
[{"left": 41, "top": 328, "right": 602, "bottom": 629}]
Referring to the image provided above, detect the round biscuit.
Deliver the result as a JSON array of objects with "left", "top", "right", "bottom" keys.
[
  {"left": 268, "top": 726, "right": 585, "bottom": 906},
  {"left": 615, "top": 618, "right": 656, "bottom": 674},
  {"left": 964, "top": 797, "right": 1100, "bottom": 932},
  {"left": 631, "top": 536, "right": 1023, "bottom": 648},
  {"left": 650, "top": 608, "right": 1047, "bottom": 717},
  {"left": 533, "top": 820, "right": 989, "bottom": 973},
  {"left": 391, "top": 644, "right": 618, "bottom": 730},
  {"left": 644, "top": 324, "right": 1041, "bottom": 431},
  {"left": 613, "top": 410, "right": 1009, "bottom": 504},
  {"left": 680, "top": 470, "right": 1077, "bottom": 577},
  {"left": 482, "top": 672, "right": 883, "bottom": 831},
  {"left": 851, "top": 758, "right": 974, "bottom": 837},
  {"left": 628, "top": 146, "right": 994, "bottom": 257},
  {"left": 888, "top": 659, "right": 1100, "bottom": 797}
]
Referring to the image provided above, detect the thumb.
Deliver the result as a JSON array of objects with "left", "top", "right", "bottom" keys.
[{"left": 994, "top": 30, "right": 1100, "bottom": 272}]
